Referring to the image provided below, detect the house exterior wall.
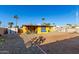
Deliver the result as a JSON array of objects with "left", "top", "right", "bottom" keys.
[
  {"left": 37, "top": 26, "right": 52, "bottom": 34},
  {"left": 21, "top": 26, "right": 28, "bottom": 33},
  {"left": 37, "top": 26, "right": 41, "bottom": 34},
  {"left": 20, "top": 26, "right": 54, "bottom": 34}
]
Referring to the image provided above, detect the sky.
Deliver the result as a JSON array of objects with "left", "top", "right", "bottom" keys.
[{"left": 0, "top": 5, "right": 78, "bottom": 27}]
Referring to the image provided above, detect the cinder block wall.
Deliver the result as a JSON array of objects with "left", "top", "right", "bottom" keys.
[{"left": 0, "top": 28, "right": 7, "bottom": 35}]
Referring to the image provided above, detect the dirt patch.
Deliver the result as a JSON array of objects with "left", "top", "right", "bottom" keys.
[
  {"left": 39, "top": 32, "right": 79, "bottom": 44},
  {"left": 38, "top": 32, "right": 79, "bottom": 54}
]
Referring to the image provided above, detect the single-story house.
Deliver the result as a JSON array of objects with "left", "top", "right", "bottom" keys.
[
  {"left": 19, "top": 25, "right": 54, "bottom": 34},
  {"left": 8, "top": 28, "right": 18, "bottom": 34}
]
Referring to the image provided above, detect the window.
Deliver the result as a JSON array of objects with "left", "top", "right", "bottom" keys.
[{"left": 41, "top": 27, "right": 46, "bottom": 32}]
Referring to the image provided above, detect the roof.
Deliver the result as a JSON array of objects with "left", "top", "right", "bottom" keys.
[{"left": 22, "top": 25, "right": 54, "bottom": 27}]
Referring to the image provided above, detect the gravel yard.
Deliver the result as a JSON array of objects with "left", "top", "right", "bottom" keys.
[
  {"left": 1, "top": 32, "right": 79, "bottom": 54},
  {"left": 39, "top": 32, "right": 79, "bottom": 54}
]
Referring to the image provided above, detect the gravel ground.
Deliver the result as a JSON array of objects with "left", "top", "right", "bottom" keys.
[
  {"left": 39, "top": 32, "right": 79, "bottom": 54},
  {"left": 0, "top": 34, "right": 44, "bottom": 54},
  {"left": 1, "top": 32, "right": 79, "bottom": 54}
]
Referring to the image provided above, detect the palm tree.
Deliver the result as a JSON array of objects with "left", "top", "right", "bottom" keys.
[
  {"left": 8, "top": 22, "right": 14, "bottom": 28},
  {"left": 13, "top": 15, "right": 19, "bottom": 28},
  {"left": 42, "top": 18, "right": 45, "bottom": 25},
  {"left": 0, "top": 21, "right": 2, "bottom": 27}
]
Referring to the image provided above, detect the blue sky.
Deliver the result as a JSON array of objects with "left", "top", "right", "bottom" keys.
[{"left": 0, "top": 5, "right": 78, "bottom": 27}]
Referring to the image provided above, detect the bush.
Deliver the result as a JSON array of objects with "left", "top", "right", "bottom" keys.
[{"left": 0, "top": 37, "right": 5, "bottom": 45}]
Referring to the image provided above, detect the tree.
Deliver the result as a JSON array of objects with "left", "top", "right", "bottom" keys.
[
  {"left": 13, "top": 15, "right": 19, "bottom": 28},
  {"left": 0, "top": 21, "right": 2, "bottom": 27},
  {"left": 8, "top": 22, "right": 14, "bottom": 28},
  {"left": 15, "top": 26, "right": 19, "bottom": 28},
  {"left": 41, "top": 22, "right": 51, "bottom": 26},
  {"left": 52, "top": 23, "right": 56, "bottom": 27},
  {"left": 66, "top": 24, "right": 72, "bottom": 26},
  {"left": 66, "top": 24, "right": 72, "bottom": 28},
  {"left": 45, "top": 23, "right": 51, "bottom": 26},
  {"left": 42, "top": 18, "right": 45, "bottom": 25}
]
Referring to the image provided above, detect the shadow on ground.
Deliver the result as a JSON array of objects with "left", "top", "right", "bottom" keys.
[
  {"left": 1, "top": 33, "right": 79, "bottom": 54},
  {"left": 0, "top": 34, "right": 46, "bottom": 54},
  {"left": 40, "top": 36, "right": 79, "bottom": 54},
  {"left": 0, "top": 34, "right": 28, "bottom": 54}
]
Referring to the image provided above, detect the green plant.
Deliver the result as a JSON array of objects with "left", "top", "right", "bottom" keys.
[{"left": 0, "top": 37, "right": 5, "bottom": 45}]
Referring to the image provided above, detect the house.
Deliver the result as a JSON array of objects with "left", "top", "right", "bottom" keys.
[
  {"left": 0, "top": 27, "right": 19, "bottom": 36},
  {"left": 8, "top": 28, "right": 18, "bottom": 34},
  {"left": 19, "top": 25, "right": 54, "bottom": 34}
]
